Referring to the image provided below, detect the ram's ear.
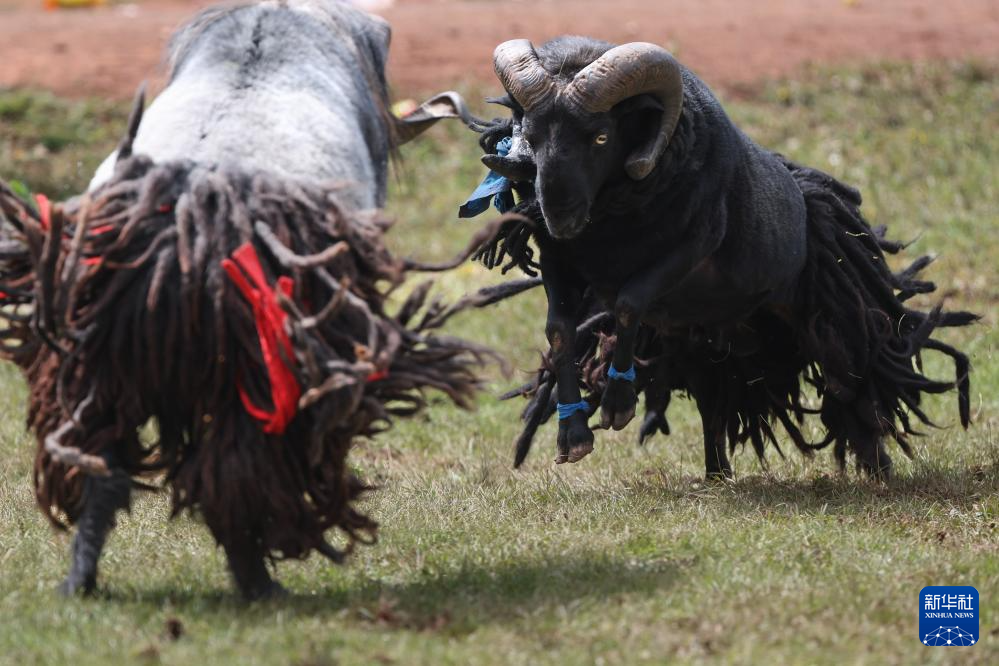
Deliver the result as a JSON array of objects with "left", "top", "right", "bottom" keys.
[
  {"left": 486, "top": 94, "right": 526, "bottom": 121},
  {"left": 394, "top": 91, "right": 478, "bottom": 144},
  {"left": 358, "top": 14, "right": 392, "bottom": 82},
  {"left": 613, "top": 94, "right": 667, "bottom": 172},
  {"left": 485, "top": 93, "right": 520, "bottom": 110}
]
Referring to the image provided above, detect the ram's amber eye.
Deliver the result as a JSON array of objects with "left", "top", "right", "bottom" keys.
[{"left": 594, "top": 133, "right": 609, "bottom": 145}]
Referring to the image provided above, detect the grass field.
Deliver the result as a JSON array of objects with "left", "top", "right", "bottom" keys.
[{"left": 0, "top": 61, "right": 996, "bottom": 665}]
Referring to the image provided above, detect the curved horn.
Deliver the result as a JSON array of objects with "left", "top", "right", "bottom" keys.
[
  {"left": 493, "top": 39, "right": 555, "bottom": 111},
  {"left": 565, "top": 43, "right": 684, "bottom": 180}
]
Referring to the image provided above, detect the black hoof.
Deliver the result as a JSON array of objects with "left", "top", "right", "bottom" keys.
[
  {"left": 58, "top": 574, "right": 97, "bottom": 597},
  {"left": 859, "top": 456, "right": 893, "bottom": 482},
  {"left": 638, "top": 410, "right": 670, "bottom": 445},
  {"left": 705, "top": 469, "right": 733, "bottom": 483},
  {"left": 241, "top": 580, "right": 287, "bottom": 602},
  {"left": 600, "top": 380, "right": 638, "bottom": 431},
  {"left": 556, "top": 413, "right": 594, "bottom": 464}
]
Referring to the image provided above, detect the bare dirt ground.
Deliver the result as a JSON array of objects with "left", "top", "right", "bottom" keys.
[{"left": 1, "top": 0, "right": 998, "bottom": 99}]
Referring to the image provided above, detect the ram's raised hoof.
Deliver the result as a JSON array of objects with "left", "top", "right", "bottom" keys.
[
  {"left": 556, "top": 415, "right": 594, "bottom": 464},
  {"left": 566, "top": 442, "right": 595, "bottom": 463},
  {"left": 638, "top": 411, "right": 669, "bottom": 446},
  {"left": 600, "top": 380, "right": 638, "bottom": 431}
]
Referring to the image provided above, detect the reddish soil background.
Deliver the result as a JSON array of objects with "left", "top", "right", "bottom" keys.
[{"left": 1, "top": 0, "right": 998, "bottom": 100}]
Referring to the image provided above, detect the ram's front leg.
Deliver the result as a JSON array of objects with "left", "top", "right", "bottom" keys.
[
  {"left": 541, "top": 255, "right": 593, "bottom": 464},
  {"left": 59, "top": 452, "right": 131, "bottom": 596},
  {"left": 601, "top": 244, "right": 706, "bottom": 431},
  {"left": 600, "top": 294, "right": 641, "bottom": 430},
  {"left": 548, "top": 310, "right": 594, "bottom": 464}
]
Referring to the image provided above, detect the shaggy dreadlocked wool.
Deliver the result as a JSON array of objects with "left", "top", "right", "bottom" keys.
[
  {"left": 468, "top": 120, "right": 976, "bottom": 470},
  {"left": 0, "top": 156, "right": 532, "bottom": 562}
]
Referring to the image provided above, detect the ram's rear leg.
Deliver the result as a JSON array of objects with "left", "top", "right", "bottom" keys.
[
  {"left": 700, "top": 418, "right": 732, "bottom": 481},
  {"left": 855, "top": 396, "right": 893, "bottom": 481},
  {"left": 691, "top": 382, "right": 732, "bottom": 481},
  {"left": 825, "top": 396, "right": 893, "bottom": 481},
  {"left": 539, "top": 250, "right": 593, "bottom": 464},
  {"left": 854, "top": 436, "right": 893, "bottom": 481},
  {"left": 216, "top": 527, "right": 286, "bottom": 601},
  {"left": 58, "top": 460, "right": 131, "bottom": 596},
  {"left": 200, "top": 478, "right": 284, "bottom": 600}
]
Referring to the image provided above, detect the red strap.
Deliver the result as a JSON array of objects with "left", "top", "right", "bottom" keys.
[
  {"left": 34, "top": 194, "right": 51, "bottom": 231},
  {"left": 221, "top": 242, "right": 301, "bottom": 434},
  {"left": 366, "top": 369, "right": 389, "bottom": 382},
  {"left": 86, "top": 217, "right": 107, "bottom": 267}
]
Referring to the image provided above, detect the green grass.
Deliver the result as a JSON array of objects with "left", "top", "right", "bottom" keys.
[
  {"left": 1, "top": 61, "right": 997, "bottom": 665},
  {"left": 0, "top": 88, "right": 128, "bottom": 199}
]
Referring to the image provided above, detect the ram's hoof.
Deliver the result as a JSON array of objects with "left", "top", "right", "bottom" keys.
[
  {"left": 638, "top": 411, "right": 669, "bottom": 445},
  {"left": 58, "top": 574, "right": 97, "bottom": 597},
  {"left": 566, "top": 441, "right": 594, "bottom": 463},
  {"left": 600, "top": 380, "right": 638, "bottom": 431},
  {"left": 601, "top": 406, "right": 636, "bottom": 431},
  {"left": 556, "top": 414, "right": 594, "bottom": 464},
  {"left": 241, "top": 580, "right": 288, "bottom": 602},
  {"left": 704, "top": 469, "right": 733, "bottom": 483},
  {"left": 859, "top": 456, "right": 893, "bottom": 482}
]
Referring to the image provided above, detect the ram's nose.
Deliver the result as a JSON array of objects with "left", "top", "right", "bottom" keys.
[{"left": 541, "top": 203, "right": 590, "bottom": 240}]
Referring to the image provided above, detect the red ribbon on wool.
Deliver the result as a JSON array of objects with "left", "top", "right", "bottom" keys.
[
  {"left": 86, "top": 221, "right": 112, "bottom": 266},
  {"left": 221, "top": 242, "right": 301, "bottom": 434},
  {"left": 34, "top": 194, "right": 51, "bottom": 230},
  {"left": 366, "top": 369, "right": 389, "bottom": 382}
]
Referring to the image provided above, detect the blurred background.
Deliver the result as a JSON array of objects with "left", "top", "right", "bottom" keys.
[{"left": 1, "top": 0, "right": 998, "bottom": 98}]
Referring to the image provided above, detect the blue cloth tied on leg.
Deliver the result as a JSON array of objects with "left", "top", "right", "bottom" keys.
[
  {"left": 458, "top": 136, "right": 515, "bottom": 218},
  {"left": 608, "top": 364, "right": 636, "bottom": 382},
  {"left": 557, "top": 400, "right": 590, "bottom": 420}
]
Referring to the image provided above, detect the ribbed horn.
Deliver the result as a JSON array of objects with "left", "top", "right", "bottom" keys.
[
  {"left": 565, "top": 43, "right": 684, "bottom": 180},
  {"left": 493, "top": 39, "right": 555, "bottom": 111}
]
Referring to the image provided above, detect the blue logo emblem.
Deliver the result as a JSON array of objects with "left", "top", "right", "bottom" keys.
[{"left": 919, "top": 586, "right": 978, "bottom": 646}]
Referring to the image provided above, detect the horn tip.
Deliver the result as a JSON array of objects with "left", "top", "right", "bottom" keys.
[{"left": 625, "top": 157, "right": 655, "bottom": 181}]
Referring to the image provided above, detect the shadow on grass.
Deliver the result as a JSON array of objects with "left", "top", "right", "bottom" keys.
[
  {"left": 104, "top": 552, "right": 685, "bottom": 633},
  {"left": 648, "top": 457, "right": 999, "bottom": 516}
]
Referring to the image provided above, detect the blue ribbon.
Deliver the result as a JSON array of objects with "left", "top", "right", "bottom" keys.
[
  {"left": 608, "top": 365, "right": 636, "bottom": 382},
  {"left": 557, "top": 400, "right": 590, "bottom": 420},
  {"left": 458, "top": 136, "right": 514, "bottom": 218}
]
